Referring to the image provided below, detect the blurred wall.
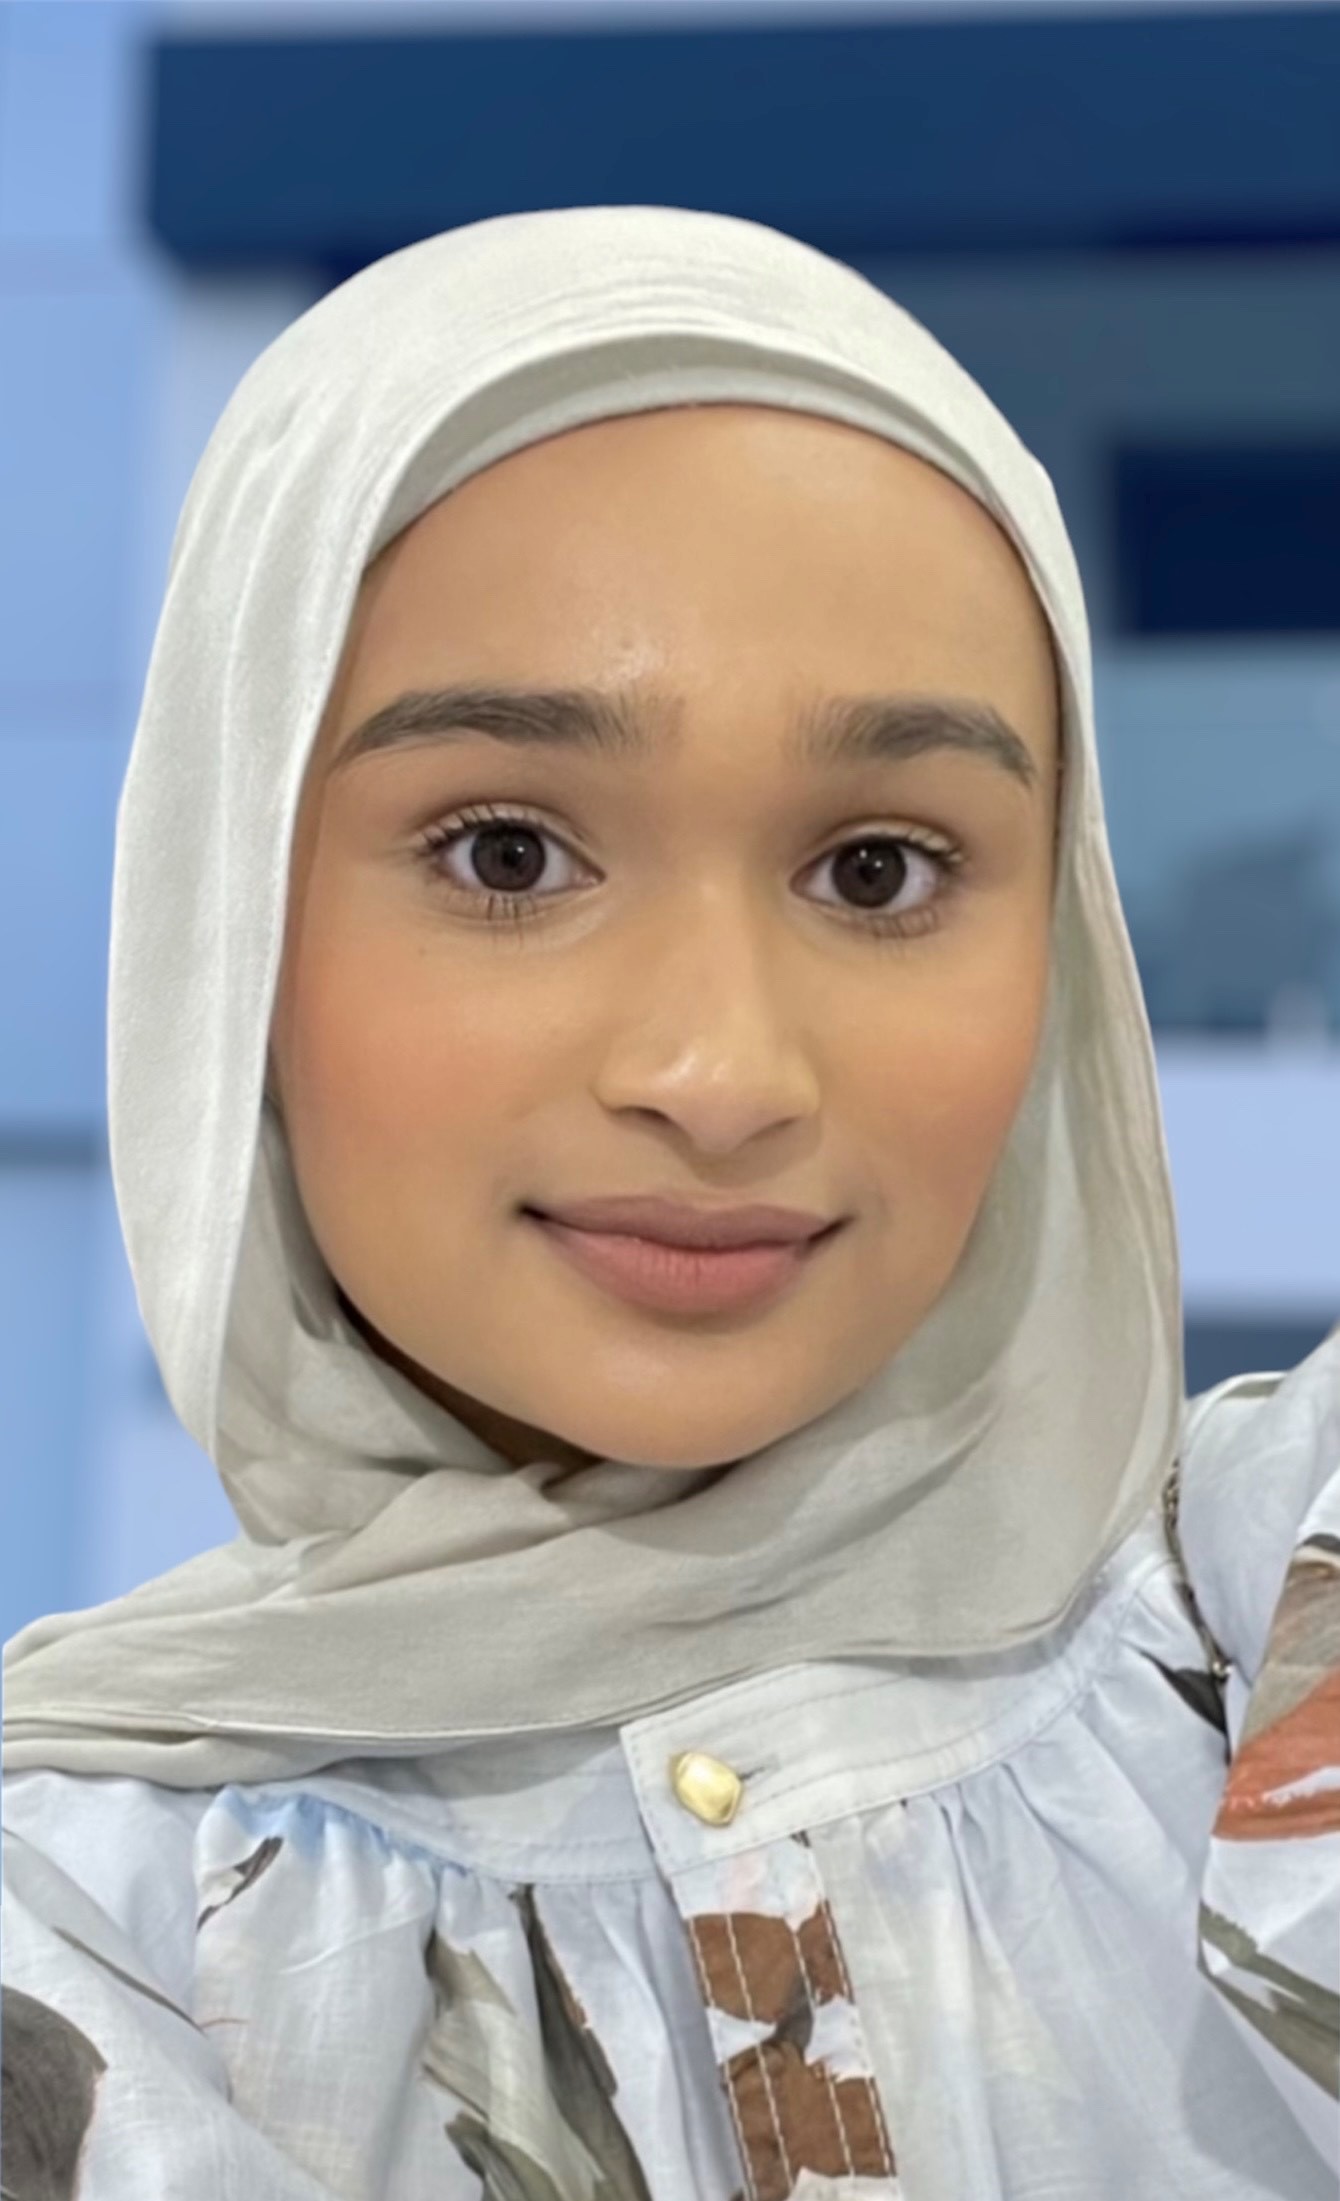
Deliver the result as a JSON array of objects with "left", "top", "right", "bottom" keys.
[{"left": 2, "top": 0, "right": 1338, "bottom": 1645}]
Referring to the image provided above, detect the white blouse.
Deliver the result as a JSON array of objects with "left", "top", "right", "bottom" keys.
[{"left": 4, "top": 1333, "right": 1337, "bottom": 2200}]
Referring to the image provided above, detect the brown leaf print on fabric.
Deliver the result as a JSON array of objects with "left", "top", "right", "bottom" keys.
[
  {"left": 689, "top": 1906, "right": 843, "bottom": 2026},
  {"left": 1, "top": 1985, "right": 107, "bottom": 2200},
  {"left": 196, "top": 1835, "right": 283, "bottom": 1930},
  {"left": 688, "top": 1898, "right": 896, "bottom": 2201},
  {"left": 1239, "top": 1542, "right": 1340, "bottom": 1744},
  {"left": 723, "top": 2037, "right": 894, "bottom": 2201},
  {"left": 1213, "top": 1542, "right": 1340, "bottom": 1840},
  {"left": 1215, "top": 1668, "right": 1340, "bottom": 1839},
  {"left": 1199, "top": 1902, "right": 1340, "bottom": 2098}
]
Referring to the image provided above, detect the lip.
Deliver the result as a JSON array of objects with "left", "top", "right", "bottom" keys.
[
  {"left": 527, "top": 1194, "right": 835, "bottom": 1249},
  {"left": 527, "top": 1211, "right": 845, "bottom": 1316}
]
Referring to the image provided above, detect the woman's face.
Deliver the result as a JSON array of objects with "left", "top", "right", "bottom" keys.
[{"left": 269, "top": 403, "right": 1061, "bottom": 1475}]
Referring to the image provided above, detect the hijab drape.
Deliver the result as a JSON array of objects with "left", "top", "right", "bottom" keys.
[{"left": 3, "top": 205, "right": 1183, "bottom": 1785}]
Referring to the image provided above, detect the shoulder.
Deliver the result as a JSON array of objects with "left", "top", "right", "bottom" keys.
[
  {"left": 1177, "top": 1325, "right": 1340, "bottom": 1684},
  {"left": 4, "top": 1771, "right": 215, "bottom": 2008}
]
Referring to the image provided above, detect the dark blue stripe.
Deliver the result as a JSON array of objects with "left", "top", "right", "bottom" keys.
[
  {"left": 145, "top": 8, "right": 1340, "bottom": 273},
  {"left": 1114, "top": 443, "right": 1340, "bottom": 635}
]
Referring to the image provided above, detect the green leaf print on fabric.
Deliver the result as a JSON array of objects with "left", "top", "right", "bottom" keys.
[
  {"left": 49, "top": 1927, "right": 207, "bottom": 2038},
  {"left": 420, "top": 1893, "right": 654, "bottom": 2201},
  {"left": 514, "top": 1885, "right": 654, "bottom": 2201},
  {"left": 1143, "top": 1655, "right": 1228, "bottom": 1736},
  {"left": 427, "top": 1933, "right": 517, "bottom": 2016},
  {"left": 1199, "top": 1902, "right": 1340, "bottom": 2098},
  {"left": 196, "top": 1835, "right": 284, "bottom": 1931},
  {"left": 446, "top": 2113, "right": 571, "bottom": 2201},
  {"left": 1, "top": 1985, "right": 107, "bottom": 2200}
]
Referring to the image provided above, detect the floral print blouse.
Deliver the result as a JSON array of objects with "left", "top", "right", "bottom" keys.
[{"left": 3, "top": 1333, "right": 1337, "bottom": 2200}]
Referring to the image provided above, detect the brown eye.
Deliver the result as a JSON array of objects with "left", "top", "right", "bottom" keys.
[
  {"left": 415, "top": 807, "right": 965, "bottom": 943},
  {"left": 459, "top": 822, "right": 550, "bottom": 895},
  {"left": 420, "top": 809, "right": 585, "bottom": 905},
  {"left": 828, "top": 837, "right": 917, "bottom": 909},
  {"left": 805, "top": 833, "right": 960, "bottom": 934}
]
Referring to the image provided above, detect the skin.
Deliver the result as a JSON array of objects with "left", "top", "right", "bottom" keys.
[{"left": 267, "top": 404, "right": 1062, "bottom": 1477}]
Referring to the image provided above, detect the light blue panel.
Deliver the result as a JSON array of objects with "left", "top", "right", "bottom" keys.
[
  {"left": 1157, "top": 1046, "right": 1340, "bottom": 1310},
  {"left": 1095, "top": 648, "right": 1340, "bottom": 1031},
  {"left": 0, "top": 0, "right": 143, "bottom": 250},
  {"left": 0, "top": 2, "right": 155, "bottom": 693},
  {"left": 78, "top": 1351, "right": 241, "bottom": 1610},
  {"left": 1094, "top": 648, "right": 1340, "bottom": 908},
  {"left": 0, "top": 733, "right": 123, "bottom": 1127},
  {"left": 0, "top": 274, "right": 154, "bottom": 694},
  {"left": 78, "top": 1213, "right": 241, "bottom": 1609},
  {"left": 0, "top": 1159, "right": 100, "bottom": 1646}
]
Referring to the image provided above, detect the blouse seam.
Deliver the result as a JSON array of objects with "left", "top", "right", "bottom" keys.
[
  {"left": 659, "top": 1543, "right": 1180, "bottom": 1850},
  {"left": 226, "top": 1779, "right": 663, "bottom": 1886},
  {"left": 215, "top": 1540, "right": 1195, "bottom": 1877}
]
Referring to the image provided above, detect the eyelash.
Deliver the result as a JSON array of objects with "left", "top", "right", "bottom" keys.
[{"left": 413, "top": 801, "right": 967, "bottom": 943}]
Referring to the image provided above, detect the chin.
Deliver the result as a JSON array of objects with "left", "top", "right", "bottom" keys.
[
  {"left": 581, "top": 1423, "right": 762, "bottom": 1473},
  {"left": 632, "top": 1452, "right": 746, "bottom": 1474}
]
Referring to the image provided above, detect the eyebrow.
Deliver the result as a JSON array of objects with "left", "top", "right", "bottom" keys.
[{"left": 329, "top": 683, "right": 1040, "bottom": 791}]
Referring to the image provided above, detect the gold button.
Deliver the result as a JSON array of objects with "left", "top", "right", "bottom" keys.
[{"left": 669, "top": 1750, "right": 743, "bottom": 1826}]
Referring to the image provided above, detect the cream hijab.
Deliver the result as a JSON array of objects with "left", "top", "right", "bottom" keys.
[{"left": 2, "top": 205, "right": 1183, "bottom": 1786}]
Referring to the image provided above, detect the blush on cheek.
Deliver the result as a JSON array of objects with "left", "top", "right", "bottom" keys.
[
  {"left": 904, "top": 992, "right": 1045, "bottom": 1185},
  {"left": 304, "top": 1015, "right": 519, "bottom": 1213}
]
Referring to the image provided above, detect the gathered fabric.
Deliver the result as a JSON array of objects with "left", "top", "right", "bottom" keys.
[{"left": 4, "top": 1338, "right": 1338, "bottom": 2194}]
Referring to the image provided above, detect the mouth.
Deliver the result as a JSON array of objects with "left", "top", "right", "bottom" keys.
[
  {"left": 525, "top": 1194, "right": 835, "bottom": 1248},
  {"left": 524, "top": 1210, "right": 846, "bottom": 1317}
]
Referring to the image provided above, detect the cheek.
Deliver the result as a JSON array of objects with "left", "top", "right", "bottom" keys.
[
  {"left": 282, "top": 912, "right": 545, "bottom": 1170},
  {"left": 858, "top": 951, "right": 1049, "bottom": 1205}
]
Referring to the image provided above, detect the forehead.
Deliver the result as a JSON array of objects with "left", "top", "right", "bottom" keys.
[
  {"left": 408, "top": 403, "right": 1025, "bottom": 560},
  {"left": 372, "top": 404, "right": 1043, "bottom": 619},
  {"left": 318, "top": 403, "right": 1059, "bottom": 772}
]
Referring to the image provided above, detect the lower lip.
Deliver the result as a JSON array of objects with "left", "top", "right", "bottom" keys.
[{"left": 527, "top": 1213, "right": 842, "bottom": 1315}]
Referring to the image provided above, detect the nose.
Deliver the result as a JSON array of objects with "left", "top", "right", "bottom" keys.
[{"left": 592, "top": 896, "right": 822, "bottom": 1156}]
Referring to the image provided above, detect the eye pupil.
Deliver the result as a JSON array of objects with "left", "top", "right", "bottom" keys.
[
  {"left": 434, "top": 818, "right": 946, "bottom": 936},
  {"left": 474, "top": 824, "right": 546, "bottom": 893},
  {"left": 834, "top": 837, "right": 909, "bottom": 909}
]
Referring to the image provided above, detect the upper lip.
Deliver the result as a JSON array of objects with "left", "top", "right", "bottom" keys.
[{"left": 530, "top": 1195, "right": 837, "bottom": 1249}]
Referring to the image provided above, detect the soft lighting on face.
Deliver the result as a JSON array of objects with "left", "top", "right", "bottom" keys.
[{"left": 271, "top": 404, "right": 1059, "bottom": 1472}]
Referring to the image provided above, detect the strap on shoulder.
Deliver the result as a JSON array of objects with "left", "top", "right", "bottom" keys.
[{"left": 1162, "top": 1453, "right": 1232, "bottom": 1685}]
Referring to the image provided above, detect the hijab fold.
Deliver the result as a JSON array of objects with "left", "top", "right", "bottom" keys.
[{"left": 2, "top": 206, "right": 1183, "bottom": 1786}]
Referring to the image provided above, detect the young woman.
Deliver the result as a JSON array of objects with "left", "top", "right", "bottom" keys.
[{"left": 3, "top": 203, "right": 1336, "bottom": 2200}]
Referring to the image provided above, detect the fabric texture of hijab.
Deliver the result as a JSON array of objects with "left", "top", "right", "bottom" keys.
[{"left": 2, "top": 204, "right": 1184, "bottom": 1786}]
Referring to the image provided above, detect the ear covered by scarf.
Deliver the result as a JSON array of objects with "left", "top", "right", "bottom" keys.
[{"left": 2, "top": 205, "right": 1182, "bottom": 1786}]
